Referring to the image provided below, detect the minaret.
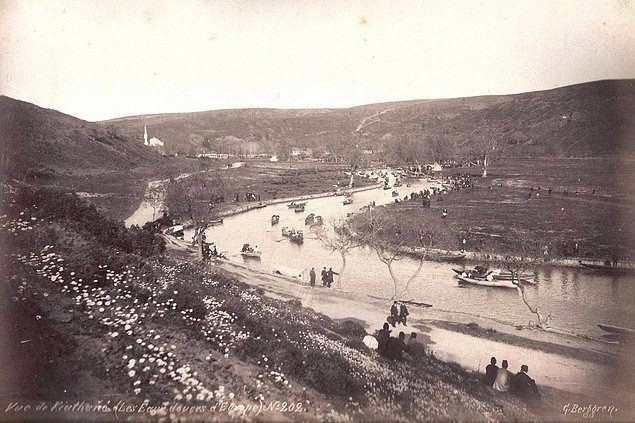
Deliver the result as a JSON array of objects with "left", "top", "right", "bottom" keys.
[{"left": 144, "top": 125, "right": 148, "bottom": 145}]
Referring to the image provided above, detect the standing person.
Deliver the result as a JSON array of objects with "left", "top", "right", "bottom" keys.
[
  {"left": 326, "top": 267, "right": 338, "bottom": 288},
  {"left": 309, "top": 267, "right": 316, "bottom": 288},
  {"left": 484, "top": 357, "right": 499, "bottom": 386},
  {"left": 399, "top": 302, "right": 409, "bottom": 326},
  {"left": 389, "top": 302, "right": 399, "bottom": 327},
  {"left": 321, "top": 267, "right": 327, "bottom": 286},
  {"left": 493, "top": 360, "right": 512, "bottom": 392}
]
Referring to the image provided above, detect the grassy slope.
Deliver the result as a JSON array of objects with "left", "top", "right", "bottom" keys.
[
  {"left": 1, "top": 183, "right": 539, "bottom": 421},
  {"left": 106, "top": 79, "right": 635, "bottom": 157}
]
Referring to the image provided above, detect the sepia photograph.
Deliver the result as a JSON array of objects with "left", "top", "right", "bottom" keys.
[{"left": 0, "top": 0, "right": 634, "bottom": 421}]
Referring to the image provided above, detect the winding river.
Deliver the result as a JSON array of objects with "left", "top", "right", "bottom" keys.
[{"left": 191, "top": 173, "right": 635, "bottom": 337}]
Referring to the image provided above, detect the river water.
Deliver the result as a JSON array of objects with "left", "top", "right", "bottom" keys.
[{"left": 199, "top": 172, "right": 635, "bottom": 337}]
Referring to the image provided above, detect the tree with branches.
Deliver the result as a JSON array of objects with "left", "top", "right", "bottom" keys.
[
  {"left": 356, "top": 210, "right": 442, "bottom": 299},
  {"left": 164, "top": 172, "right": 227, "bottom": 261},
  {"left": 144, "top": 182, "right": 167, "bottom": 221},
  {"left": 501, "top": 242, "right": 551, "bottom": 329},
  {"left": 311, "top": 218, "right": 360, "bottom": 289}
]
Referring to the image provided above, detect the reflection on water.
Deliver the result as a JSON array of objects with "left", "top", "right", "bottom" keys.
[{"left": 195, "top": 174, "right": 635, "bottom": 337}]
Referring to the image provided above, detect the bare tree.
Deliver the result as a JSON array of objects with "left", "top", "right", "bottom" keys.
[
  {"left": 357, "top": 210, "right": 440, "bottom": 299},
  {"left": 164, "top": 172, "right": 227, "bottom": 260},
  {"left": 311, "top": 219, "right": 360, "bottom": 289},
  {"left": 144, "top": 182, "right": 167, "bottom": 221},
  {"left": 501, "top": 243, "right": 551, "bottom": 329}
]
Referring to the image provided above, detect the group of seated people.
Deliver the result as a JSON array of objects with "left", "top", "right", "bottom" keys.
[
  {"left": 484, "top": 357, "right": 540, "bottom": 402},
  {"left": 374, "top": 323, "right": 425, "bottom": 361}
]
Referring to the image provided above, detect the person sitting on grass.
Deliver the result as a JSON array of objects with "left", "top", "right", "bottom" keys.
[
  {"left": 493, "top": 359, "right": 512, "bottom": 392},
  {"left": 375, "top": 322, "right": 392, "bottom": 354},
  {"left": 484, "top": 357, "right": 498, "bottom": 386},
  {"left": 510, "top": 365, "right": 540, "bottom": 402},
  {"left": 382, "top": 331, "right": 407, "bottom": 361},
  {"left": 406, "top": 332, "right": 425, "bottom": 357}
]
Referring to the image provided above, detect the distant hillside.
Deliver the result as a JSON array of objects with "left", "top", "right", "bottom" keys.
[
  {"left": 0, "top": 96, "right": 167, "bottom": 179},
  {"left": 106, "top": 80, "right": 635, "bottom": 158}
]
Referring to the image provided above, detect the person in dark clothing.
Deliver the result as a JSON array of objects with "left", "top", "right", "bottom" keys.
[
  {"left": 326, "top": 268, "right": 338, "bottom": 288},
  {"left": 484, "top": 357, "right": 498, "bottom": 386},
  {"left": 389, "top": 301, "right": 399, "bottom": 327},
  {"left": 309, "top": 267, "right": 316, "bottom": 288},
  {"left": 510, "top": 365, "right": 540, "bottom": 402},
  {"left": 321, "top": 267, "right": 327, "bottom": 286},
  {"left": 375, "top": 322, "right": 392, "bottom": 354},
  {"left": 399, "top": 303, "right": 409, "bottom": 326},
  {"left": 382, "top": 332, "right": 407, "bottom": 361}
]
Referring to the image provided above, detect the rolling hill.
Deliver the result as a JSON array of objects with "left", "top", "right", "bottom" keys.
[
  {"left": 0, "top": 96, "right": 167, "bottom": 180},
  {"left": 106, "top": 79, "right": 635, "bottom": 158}
]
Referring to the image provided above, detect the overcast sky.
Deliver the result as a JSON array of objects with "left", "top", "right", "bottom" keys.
[{"left": 1, "top": 0, "right": 633, "bottom": 121}]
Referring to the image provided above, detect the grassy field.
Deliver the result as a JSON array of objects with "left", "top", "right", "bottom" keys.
[
  {"left": 164, "top": 161, "right": 376, "bottom": 219},
  {"left": 355, "top": 157, "right": 635, "bottom": 261},
  {"left": 0, "top": 182, "right": 543, "bottom": 421}
]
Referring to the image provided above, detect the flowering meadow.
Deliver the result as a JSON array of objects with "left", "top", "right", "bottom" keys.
[{"left": 1, "top": 183, "right": 533, "bottom": 421}]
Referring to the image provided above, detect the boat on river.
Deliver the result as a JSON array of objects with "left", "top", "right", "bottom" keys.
[
  {"left": 271, "top": 215, "right": 280, "bottom": 225},
  {"left": 241, "top": 243, "right": 261, "bottom": 258},
  {"left": 309, "top": 216, "right": 323, "bottom": 227},
  {"left": 281, "top": 227, "right": 295, "bottom": 237},
  {"left": 457, "top": 275, "right": 516, "bottom": 288},
  {"left": 290, "top": 231, "right": 304, "bottom": 244},
  {"left": 578, "top": 261, "right": 635, "bottom": 275},
  {"left": 294, "top": 204, "right": 305, "bottom": 212},
  {"left": 427, "top": 253, "right": 466, "bottom": 263},
  {"left": 287, "top": 201, "right": 306, "bottom": 209},
  {"left": 453, "top": 267, "right": 535, "bottom": 284},
  {"left": 597, "top": 323, "right": 634, "bottom": 336},
  {"left": 343, "top": 197, "right": 353, "bottom": 205}
]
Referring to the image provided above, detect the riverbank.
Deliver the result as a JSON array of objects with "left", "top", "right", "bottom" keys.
[{"left": 206, "top": 256, "right": 633, "bottom": 413}]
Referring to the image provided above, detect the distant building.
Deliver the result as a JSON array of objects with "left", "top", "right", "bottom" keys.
[{"left": 143, "top": 125, "right": 164, "bottom": 149}]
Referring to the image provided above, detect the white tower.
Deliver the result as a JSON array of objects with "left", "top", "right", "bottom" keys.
[{"left": 144, "top": 125, "right": 148, "bottom": 146}]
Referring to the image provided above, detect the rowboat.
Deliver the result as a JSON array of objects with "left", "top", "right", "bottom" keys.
[
  {"left": 305, "top": 214, "right": 315, "bottom": 225},
  {"left": 273, "top": 263, "right": 304, "bottom": 279},
  {"left": 294, "top": 204, "right": 305, "bottom": 213},
  {"left": 309, "top": 216, "right": 323, "bottom": 227},
  {"left": 391, "top": 191, "right": 399, "bottom": 197},
  {"left": 271, "top": 215, "right": 280, "bottom": 225},
  {"left": 578, "top": 262, "right": 635, "bottom": 275},
  {"left": 453, "top": 268, "right": 535, "bottom": 283},
  {"left": 290, "top": 231, "right": 304, "bottom": 244},
  {"left": 241, "top": 243, "right": 261, "bottom": 258},
  {"left": 287, "top": 201, "right": 306, "bottom": 208},
  {"left": 281, "top": 227, "right": 294, "bottom": 237},
  {"left": 597, "top": 323, "right": 634, "bottom": 336},
  {"left": 457, "top": 275, "right": 516, "bottom": 288},
  {"left": 427, "top": 253, "right": 466, "bottom": 263},
  {"left": 343, "top": 198, "right": 353, "bottom": 205}
]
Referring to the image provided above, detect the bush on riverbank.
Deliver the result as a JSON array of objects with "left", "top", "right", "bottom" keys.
[{"left": 1, "top": 181, "right": 536, "bottom": 421}]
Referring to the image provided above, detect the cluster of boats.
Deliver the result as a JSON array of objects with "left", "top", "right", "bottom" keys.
[{"left": 453, "top": 266, "right": 536, "bottom": 288}]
